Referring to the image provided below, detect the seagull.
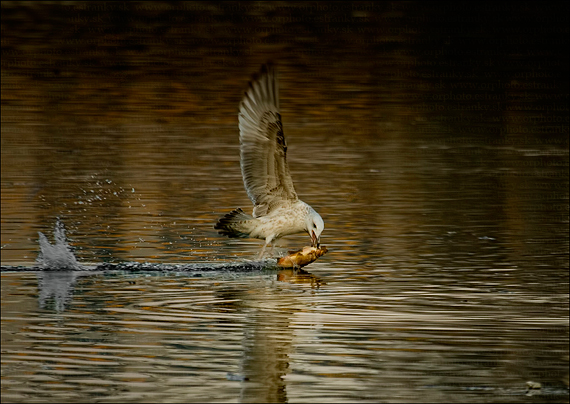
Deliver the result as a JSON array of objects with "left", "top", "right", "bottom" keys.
[{"left": 214, "top": 64, "right": 325, "bottom": 258}]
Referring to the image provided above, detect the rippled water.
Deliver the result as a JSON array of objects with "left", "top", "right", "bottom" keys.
[
  {"left": 2, "top": 2, "right": 569, "bottom": 403},
  {"left": 2, "top": 265, "right": 569, "bottom": 403}
]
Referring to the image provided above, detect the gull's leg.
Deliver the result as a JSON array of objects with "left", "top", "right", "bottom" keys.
[
  {"left": 258, "top": 236, "right": 274, "bottom": 260},
  {"left": 258, "top": 243, "right": 267, "bottom": 260}
]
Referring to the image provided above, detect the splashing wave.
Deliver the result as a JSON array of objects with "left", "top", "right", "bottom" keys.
[{"left": 37, "top": 219, "right": 83, "bottom": 270}]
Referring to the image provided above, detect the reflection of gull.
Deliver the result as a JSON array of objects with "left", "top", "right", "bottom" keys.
[{"left": 215, "top": 64, "right": 324, "bottom": 257}]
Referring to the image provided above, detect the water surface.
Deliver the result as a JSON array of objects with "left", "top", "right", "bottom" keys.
[{"left": 2, "top": 1, "right": 568, "bottom": 403}]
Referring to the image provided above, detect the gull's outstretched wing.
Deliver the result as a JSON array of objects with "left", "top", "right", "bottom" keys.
[{"left": 238, "top": 64, "right": 298, "bottom": 217}]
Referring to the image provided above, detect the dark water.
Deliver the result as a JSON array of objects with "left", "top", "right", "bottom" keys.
[{"left": 1, "top": 1, "right": 568, "bottom": 403}]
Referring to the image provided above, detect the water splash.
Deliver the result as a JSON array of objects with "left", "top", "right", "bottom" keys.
[{"left": 37, "top": 219, "right": 83, "bottom": 270}]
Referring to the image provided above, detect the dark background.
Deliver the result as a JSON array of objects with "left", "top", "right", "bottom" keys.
[{"left": 2, "top": 1, "right": 568, "bottom": 130}]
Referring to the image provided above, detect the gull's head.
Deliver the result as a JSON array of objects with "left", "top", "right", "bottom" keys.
[{"left": 305, "top": 209, "right": 324, "bottom": 248}]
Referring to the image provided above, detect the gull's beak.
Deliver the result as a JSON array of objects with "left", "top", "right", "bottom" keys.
[{"left": 311, "top": 230, "right": 320, "bottom": 248}]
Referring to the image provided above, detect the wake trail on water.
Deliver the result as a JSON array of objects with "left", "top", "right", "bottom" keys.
[{"left": 20, "top": 219, "right": 275, "bottom": 272}]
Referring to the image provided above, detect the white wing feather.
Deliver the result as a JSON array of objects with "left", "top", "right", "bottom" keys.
[{"left": 238, "top": 64, "right": 298, "bottom": 217}]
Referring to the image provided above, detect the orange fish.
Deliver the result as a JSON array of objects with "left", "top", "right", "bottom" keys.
[{"left": 277, "top": 246, "right": 328, "bottom": 269}]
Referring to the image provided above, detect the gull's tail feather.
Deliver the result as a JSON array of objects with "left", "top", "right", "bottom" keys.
[{"left": 214, "top": 208, "right": 254, "bottom": 238}]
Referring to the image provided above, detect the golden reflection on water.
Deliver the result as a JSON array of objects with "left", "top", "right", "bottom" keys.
[
  {"left": 2, "top": 1, "right": 569, "bottom": 403},
  {"left": 2, "top": 268, "right": 569, "bottom": 403}
]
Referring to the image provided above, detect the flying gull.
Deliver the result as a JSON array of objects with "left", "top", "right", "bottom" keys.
[{"left": 214, "top": 64, "right": 325, "bottom": 257}]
